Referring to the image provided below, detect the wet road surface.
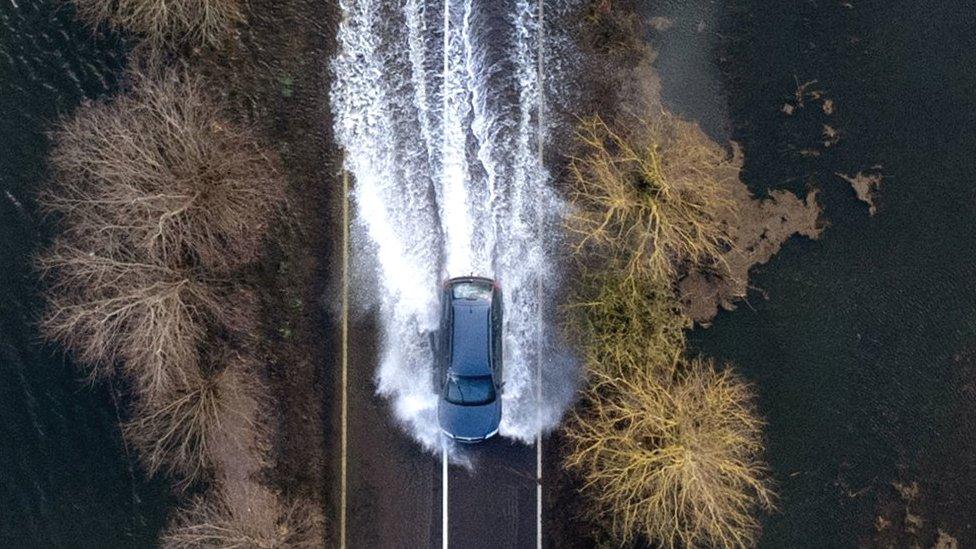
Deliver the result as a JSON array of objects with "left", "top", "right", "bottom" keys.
[{"left": 343, "top": 312, "right": 540, "bottom": 549}]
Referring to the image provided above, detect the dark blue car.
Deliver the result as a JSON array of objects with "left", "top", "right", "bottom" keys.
[{"left": 436, "top": 277, "right": 503, "bottom": 443}]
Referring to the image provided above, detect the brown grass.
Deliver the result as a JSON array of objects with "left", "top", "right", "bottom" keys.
[
  {"left": 564, "top": 357, "right": 775, "bottom": 548},
  {"left": 71, "top": 0, "right": 244, "bottom": 50},
  {"left": 567, "top": 114, "right": 736, "bottom": 285}
]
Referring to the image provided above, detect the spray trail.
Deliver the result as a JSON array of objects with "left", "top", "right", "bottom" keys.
[{"left": 332, "top": 0, "right": 579, "bottom": 450}]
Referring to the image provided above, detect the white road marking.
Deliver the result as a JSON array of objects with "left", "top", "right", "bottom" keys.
[
  {"left": 443, "top": 0, "right": 451, "bottom": 546},
  {"left": 535, "top": 0, "right": 546, "bottom": 547},
  {"left": 536, "top": 435, "right": 542, "bottom": 549},
  {"left": 443, "top": 445, "right": 449, "bottom": 549},
  {"left": 340, "top": 168, "right": 350, "bottom": 549}
]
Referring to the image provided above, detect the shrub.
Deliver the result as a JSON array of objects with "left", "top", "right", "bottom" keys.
[
  {"left": 71, "top": 0, "right": 244, "bottom": 49},
  {"left": 566, "top": 114, "right": 736, "bottom": 285},
  {"left": 123, "top": 353, "right": 269, "bottom": 487},
  {"left": 564, "top": 357, "right": 775, "bottom": 548},
  {"left": 567, "top": 269, "right": 687, "bottom": 382},
  {"left": 581, "top": 0, "right": 644, "bottom": 59},
  {"left": 43, "top": 71, "right": 285, "bottom": 273},
  {"left": 39, "top": 70, "right": 284, "bottom": 386},
  {"left": 39, "top": 69, "right": 285, "bottom": 487},
  {"left": 162, "top": 485, "right": 324, "bottom": 548},
  {"left": 38, "top": 238, "right": 218, "bottom": 393}
]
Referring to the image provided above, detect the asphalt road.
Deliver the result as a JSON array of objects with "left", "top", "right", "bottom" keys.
[
  {"left": 447, "top": 440, "right": 538, "bottom": 548},
  {"left": 340, "top": 0, "right": 548, "bottom": 543},
  {"left": 338, "top": 167, "right": 542, "bottom": 549},
  {"left": 342, "top": 308, "right": 540, "bottom": 549}
]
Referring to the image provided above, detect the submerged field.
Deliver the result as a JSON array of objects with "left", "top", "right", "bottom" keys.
[{"left": 659, "top": 1, "right": 976, "bottom": 546}]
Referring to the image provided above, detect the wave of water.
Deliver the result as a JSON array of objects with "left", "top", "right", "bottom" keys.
[{"left": 332, "top": 0, "right": 578, "bottom": 451}]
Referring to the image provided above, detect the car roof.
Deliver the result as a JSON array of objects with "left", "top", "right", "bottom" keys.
[{"left": 448, "top": 302, "right": 491, "bottom": 376}]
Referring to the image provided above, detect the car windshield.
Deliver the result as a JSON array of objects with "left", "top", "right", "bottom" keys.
[
  {"left": 444, "top": 375, "right": 495, "bottom": 406},
  {"left": 452, "top": 281, "right": 492, "bottom": 302}
]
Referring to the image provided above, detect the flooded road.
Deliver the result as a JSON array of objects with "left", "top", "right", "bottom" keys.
[{"left": 331, "top": 0, "right": 579, "bottom": 452}]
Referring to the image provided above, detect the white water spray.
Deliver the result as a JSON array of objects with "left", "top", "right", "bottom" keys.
[{"left": 332, "top": 0, "right": 578, "bottom": 451}]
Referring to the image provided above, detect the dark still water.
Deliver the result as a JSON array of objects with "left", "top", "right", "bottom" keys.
[
  {"left": 1, "top": 2, "right": 170, "bottom": 547},
  {"left": 652, "top": 1, "right": 976, "bottom": 547}
]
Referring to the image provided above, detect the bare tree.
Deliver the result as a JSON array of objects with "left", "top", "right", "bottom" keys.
[
  {"left": 162, "top": 485, "right": 325, "bottom": 548},
  {"left": 566, "top": 269, "right": 687, "bottom": 382},
  {"left": 123, "top": 351, "right": 269, "bottom": 487},
  {"left": 44, "top": 71, "right": 286, "bottom": 273},
  {"left": 38, "top": 69, "right": 287, "bottom": 491},
  {"left": 39, "top": 69, "right": 284, "bottom": 385},
  {"left": 71, "top": 0, "right": 244, "bottom": 50},
  {"left": 38, "top": 238, "right": 218, "bottom": 395},
  {"left": 566, "top": 114, "right": 737, "bottom": 285}
]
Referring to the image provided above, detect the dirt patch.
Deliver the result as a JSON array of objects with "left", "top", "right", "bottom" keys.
[{"left": 189, "top": 0, "right": 341, "bottom": 535}]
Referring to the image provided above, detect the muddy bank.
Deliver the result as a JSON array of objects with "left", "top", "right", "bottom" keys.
[
  {"left": 187, "top": 0, "right": 342, "bottom": 535},
  {"left": 583, "top": 4, "right": 823, "bottom": 327},
  {"left": 679, "top": 183, "right": 821, "bottom": 324}
]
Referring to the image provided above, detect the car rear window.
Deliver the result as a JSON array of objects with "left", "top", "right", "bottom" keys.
[{"left": 452, "top": 281, "right": 492, "bottom": 302}]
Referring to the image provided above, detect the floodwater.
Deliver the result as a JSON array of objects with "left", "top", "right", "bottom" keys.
[
  {"left": 0, "top": 2, "right": 171, "bottom": 547},
  {"left": 331, "top": 0, "right": 580, "bottom": 451},
  {"left": 651, "top": 1, "right": 976, "bottom": 546}
]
